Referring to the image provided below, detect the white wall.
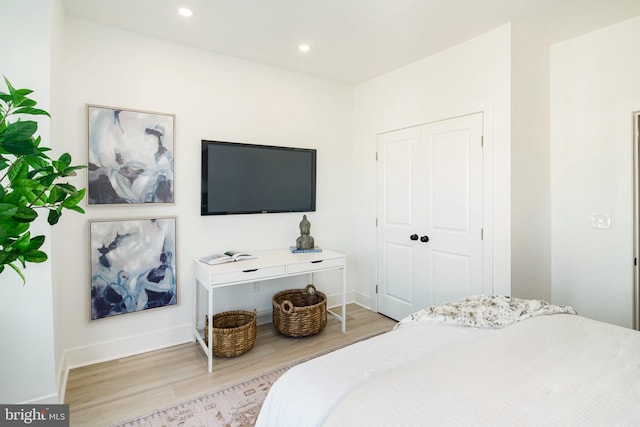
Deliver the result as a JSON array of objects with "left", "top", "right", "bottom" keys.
[
  {"left": 510, "top": 24, "right": 551, "bottom": 301},
  {"left": 351, "top": 25, "right": 513, "bottom": 309},
  {"left": 551, "top": 16, "right": 640, "bottom": 328},
  {"left": 0, "top": 0, "right": 60, "bottom": 404},
  {"left": 57, "top": 19, "right": 354, "bottom": 370}
]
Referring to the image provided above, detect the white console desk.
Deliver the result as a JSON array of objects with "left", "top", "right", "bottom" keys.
[{"left": 193, "top": 248, "right": 347, "bottom": 372}]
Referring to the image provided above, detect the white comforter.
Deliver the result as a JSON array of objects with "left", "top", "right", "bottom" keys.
[{"left": 256, "top": 313, "right": 640, "bottom": 426}]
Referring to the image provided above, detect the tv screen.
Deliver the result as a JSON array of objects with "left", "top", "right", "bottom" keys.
[{"left": 201, "top": 140, "right": 317, "bottom": 215}]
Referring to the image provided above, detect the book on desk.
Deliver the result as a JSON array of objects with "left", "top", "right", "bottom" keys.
[{"left": 199, "top": 251, "right": 256, "bottom": 265}]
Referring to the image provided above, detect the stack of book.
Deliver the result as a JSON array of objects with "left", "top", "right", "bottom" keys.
[{"left": 290, "top": 246, "right": 322, "bottom": 253}]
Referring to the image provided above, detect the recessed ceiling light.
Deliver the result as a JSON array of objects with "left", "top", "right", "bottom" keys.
[
  {"left": 298, "top": 44, "right": 311, "bottom": 52},
  {"left": 178, "top": 7, "right": 193, "bottom": 17}
]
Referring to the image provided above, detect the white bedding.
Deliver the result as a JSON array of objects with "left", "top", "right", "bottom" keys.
[
  {"left": 256, "top": 308, "right": 640, "bottom": 426},
  {"left": 394, "top": 294, "right": 577, "bottom": 329}
]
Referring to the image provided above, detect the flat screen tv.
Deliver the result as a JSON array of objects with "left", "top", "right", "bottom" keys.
[{"left": 201, "top": 140, "right": 317, "bottom": 215}]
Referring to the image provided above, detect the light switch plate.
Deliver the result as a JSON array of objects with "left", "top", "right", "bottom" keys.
[{"left": 590, "top": 213, "right": 611, "bottom": 229}]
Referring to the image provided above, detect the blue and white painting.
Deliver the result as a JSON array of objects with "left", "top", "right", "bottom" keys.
[
  {"left": 90, "top": 217, "right": 177, "bottom": 320},
  {"left": 87, "top": 105, "right": 174, "bottom": 204}
]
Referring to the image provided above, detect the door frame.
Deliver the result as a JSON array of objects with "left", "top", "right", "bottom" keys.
[
  {"left": 614, "top": 98, "right": 640, "bottom": 330},
  {"left": 633, "top": 111, "right": 639, "bottom": 330},
  {"left": 375, "top": 109, "right": 494, "bottom": 313}
]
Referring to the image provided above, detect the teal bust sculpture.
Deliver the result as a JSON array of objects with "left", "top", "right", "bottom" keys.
[{"left": 296, "top": 215, "right": 315, "bottom": 250}]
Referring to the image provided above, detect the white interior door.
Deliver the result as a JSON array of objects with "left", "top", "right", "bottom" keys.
[{"left": 377, "top": 113, "right": 484, "bottom": 320}]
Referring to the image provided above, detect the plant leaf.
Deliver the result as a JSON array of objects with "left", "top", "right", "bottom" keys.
[
  {"left": 60, "top": 164, "right": 86, "bottom": 177},
  {"left": 36, "top": 173, "right": 57, "bottom": 187},
  {"left": 47, "top": 208, "right": 62, "bottom": 225},
  {"left": 10, "top": 88, "right": 33, "bottom": 108},
  {"left": 13, "top": 107, "right": 49, "bottom": 117},
  {"left": 13, "top": 178, "right": 40, "bottom": 189},
  {"left": 8, "top": 160, "right": 28, "bottom": 181},
  {"left": 62, "top": 188, "right": 86, "bottom": 209},
  {"left": 47, "top": 186, "right": 61, "bottom": 204},
  {"left": 1, "top": 122, "right": 39, "bottom": 155},
  {"left": 13, "top": 206, "right": 37, "bottom": 223},
  {"left": 0, "top": 248, "right": 18, "bottom": 265},
  {"left": 23, "top": 250, "right": 47, "bottom": 263},
  {"left": 58, "top": 153, "right": 72, "bottom": 166},
  {"left": 55, "top": 183, "right": 78, "bottom": 194},
  {"left": 0, "top": 203, "right": 18, "bottom": 217},
  {"left": 24, "top": 234, "right": 45, "bottom": 251},
  {"left": 11, "top": 231, "right": 31, "bottom": 250},
  {"left": 3, "top": 77, "right": 16, "bottom": 96},
  {"left": 0, "top": 220, "right": 29, "bottom": 237},
  {"left": 24, "top": 155, "right": 48, "bottom": 170},
  {"left": 13, "top": 98, "right": 36, "bottom": 107},
  {"left": 69, "top": 205, "right": 85, "bottom": 214}
]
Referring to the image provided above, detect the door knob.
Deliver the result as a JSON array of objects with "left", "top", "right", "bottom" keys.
[
  {"left": 420, "top": 235, "right": 429, "bottom": 243},
  {"left": 410, "top": 234, "right": 419, "bottom": 241}
]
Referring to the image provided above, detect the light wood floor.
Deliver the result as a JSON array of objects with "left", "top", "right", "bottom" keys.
[{"left": 65, "top": 304, "right": 396, "bottom": 426}]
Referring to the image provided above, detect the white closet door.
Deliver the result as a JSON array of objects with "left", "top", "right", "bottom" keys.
[{"left": 377, "top": 113, "right": 484, "bottom": 320}]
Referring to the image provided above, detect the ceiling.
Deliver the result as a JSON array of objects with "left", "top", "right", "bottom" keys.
[{"left": 62, "top": 0, "right": 640, "bottom": 84}]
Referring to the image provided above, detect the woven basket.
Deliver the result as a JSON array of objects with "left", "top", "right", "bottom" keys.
[
  {"left": 204, "top": 309, "right": 257, "bottom": 357},
  {"left": 272, "top": 284, "right": 327, "bottom": 337}
]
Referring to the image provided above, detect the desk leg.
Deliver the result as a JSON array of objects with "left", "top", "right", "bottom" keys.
[
  {"left": 315, "top": 268, "right": 347, "bottom": 332},
  {"left": 341, "top": 266, "right": 346, "bottom": 333},
  {"left": 207, "top": 287, "right": 213, "bottom": 373},
  {"left": 193, "top": 281, "right": 197, "bottom": 343}
]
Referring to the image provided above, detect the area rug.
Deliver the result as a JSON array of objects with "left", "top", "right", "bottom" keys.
[{"left": 112, "top": 365, "right": 290, "bottom": 427}]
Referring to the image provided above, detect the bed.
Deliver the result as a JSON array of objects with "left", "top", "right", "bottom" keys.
[{"left": 256, "top": 295, "right": 640, "bottom": 426}]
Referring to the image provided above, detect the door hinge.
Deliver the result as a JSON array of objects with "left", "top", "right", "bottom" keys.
[
  {"left": 635, "top": 258, "right": 638, "bottom": 267},
  {"left": 376, "top": 285, "right": 378, "bottom": 294},
  {"left": 376, "top": 151, "right": 379, "bottom": 161},
  {"left": 480, "top": 135, "right": 484, "bottom": 147},
  {"left": 376, "top": 217, "right": 378, "bottom": 227},
  {"left": 481, "top": 228, "right": 484, "bottom": 240}
]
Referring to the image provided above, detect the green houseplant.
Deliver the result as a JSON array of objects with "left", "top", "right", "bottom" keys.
[{"left": 0, "top": 77, "right": 86, "bottom": 283}]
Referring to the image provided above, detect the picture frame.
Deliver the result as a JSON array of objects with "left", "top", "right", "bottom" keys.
[
  {"left": 89, "top": 217, "right": 178, "bottom": 320},
  {"left": 87, "top": 105, "right": 175, "bottom": 205}
]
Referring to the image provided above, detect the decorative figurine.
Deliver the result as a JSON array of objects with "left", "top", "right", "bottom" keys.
[{"left": 296, "top": 215, "right": 315, "bottom": 250}]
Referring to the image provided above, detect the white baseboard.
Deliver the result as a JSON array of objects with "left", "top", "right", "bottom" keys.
[
  {"left": 19, "top": 392, "right": 59, "bottom": 405},
  {"left": 256, "top": 308, "right": 272, "bottom": 326},
  {"left": 326, "top": 290, "right": 355, "bottom": 309},
  {"left": 352, "top": 290, "right": 374, "bottom": 310},
  {"left": 62, "top": 323, "right": 193, "bottom": 371}
]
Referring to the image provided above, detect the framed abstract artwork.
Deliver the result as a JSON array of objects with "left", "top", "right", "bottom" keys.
[
  {"left": 90, "top": 217, "right": 177, "bottom": 320},
  {"left": 87, "top": 105, "right": 175, "bottom": 205}
]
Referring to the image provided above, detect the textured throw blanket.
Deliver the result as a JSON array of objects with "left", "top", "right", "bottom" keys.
[{"left": 395, "top": 295, "right": 577, "bottom": 330}]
